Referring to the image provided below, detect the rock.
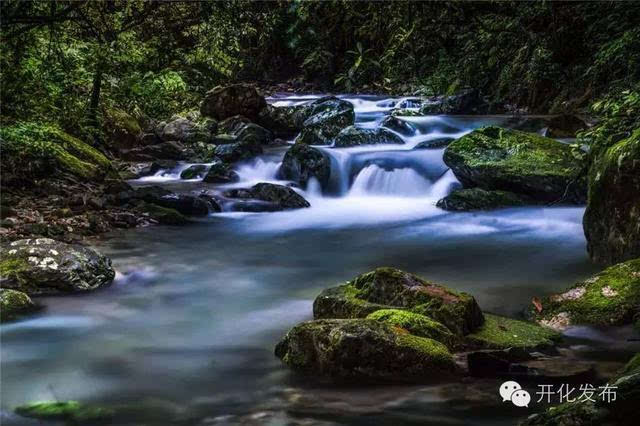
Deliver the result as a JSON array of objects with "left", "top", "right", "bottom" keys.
[
  {"left": 419, "top": 88, "right": 488, "bottom": 114},
  {"left": 139, "top": 132, "right": 162, "bottom": 146},
  {"left": 121, "top": 141, "right": 187, "bottom": 161},
  {"left": 465, "top": 313, "right": 561, "bottom": 351},
  {"left": 160, "top": 116, "right": 216, "bottom": 144},
  {"left": 103, "top": 108, "right": 142, "bottom": 151},
  {"left": 202, "top": 161, "right": 239, "bottom": 183},
  {"left": 15, "top": 401, "right": 114, "bottom": 424},
  {"left": 390, "top": 108, "right": 424, "bottom": 117},
  {"left": 467, "top": 348, "right": 534, "bottom": 378},
  {"left": 366, "top": 309, "right": 457, "bottom": 349},
  {"left": 151, "top": 194, "right": 213, "bottom": 216},
  {"left": 274, "top": 318, "right": 457, "bottom": 382},
  {"left": 333, "top": 126, "right": 404, "bottom": 147},
  {"left": 0, "top": 288, "right": 38, "bottom": 322},
  {"left": 583, "top": 129, "right": 640, "bottom": 265},
  {"left": 201, "top": 84, "right": 266, "bottom": 121},
  {"left": 546, "top": 114, "right": 587, "bottom": 138},
  {"left": 313, "top": 267, "right": 484, "bottom": 336},
  {"left": 223, "top": 183, "right": 310, "bottom": 210},
  {"left": 257, "top": 104, "right": 306, "bottom": 137},
  {"left": 443, "top": 126, "right": 587, "bottom": 203},
  {"left": 0, "top": 238, "right": 115, "bottom": 295},
  {"left": 213, "top": 140, "right": 262, "bottom": 163},
  {"left": 278, "top": 143, "right": 331, "bottom": 189},
  {"left": 414, "top": 137, "right": 455, "bottom": 149},
  {"left": 180, "top": 164, "right": 208, "bottom": 179},
  {"left": 380, "top": 116, "right": 416, "bottom": 135},
  {"left": 218, "top": 116, "right": 273, "bottom": 144},
  {"left": 530, "top": 258, "right": 640, "bottom": 330},
  {"left": 295, "top": 97, "right": 355, "bottom": 145},
  {"left": 436, "top": 188, "right": 528, "bottom": 211},
  {"left": 135, "top": 202, "right": 187, "bottom": 225}
]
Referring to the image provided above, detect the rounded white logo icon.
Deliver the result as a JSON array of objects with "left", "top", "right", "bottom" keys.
[{"left": 499, "top": 380, "right": 531, "bottom": 407}]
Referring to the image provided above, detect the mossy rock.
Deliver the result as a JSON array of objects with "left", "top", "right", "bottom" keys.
[
  {"left": 136, "top": 203, "right": 187, "bottom": 225},
  {"left": 619, "top": 353, "right": 640, "bottom": 377},
  {"left": 278, "top": 143, "right": 331, "bottom": 189},
  {"left": 104, "top": 108, "right": 142, "bottom": 151},
  {"left": 436, "top": 188, "right": 528, "bottom": 211},
  {"left": 583, "top": 129, "right": 640, "bottom": 265},
  {"left": 313, "top": 267, "right": 484, "bottom": 336},
  {"left": 531, "top": 258, "right": 640, "bottom": 329},
  {"left": 295, "top": 97, "right": 355, "bottom": 145},
  {"left": 0, "top": 288, "right": 38, "bottom": 322},
  {"left": 333, "top": 125, "right": 404, "bottom": 147},
  {"left": 366, "top": 309, "right": 457, "bottom": 348},
  {"left": 519, "top": 401, "right": 609, "bottom": 426},
  {"left": 179, "top": 164, "right": 208, "bottom": 179},
  {"left": 443, "top": 126, "right": 587, "bottom": 203},
  {"left": 15, "top": 400, "right": 114, "bottom": 424},
  {"left": 390, "top": 108, "right": 423, "bottom": 117},
  {"left": 466, "top": 313, "right": 561, "bottom": 351},
  {"left": 275, "top": 318, "right": 457, "bottom": 382}
]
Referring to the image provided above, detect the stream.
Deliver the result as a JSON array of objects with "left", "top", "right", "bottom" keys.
[{"left": 2, "top": 95, "right": 638, "bottom": 425}]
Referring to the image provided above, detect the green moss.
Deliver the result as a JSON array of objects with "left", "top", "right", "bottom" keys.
[
  {"left": 396, "top": 333, "right": 455, "bottom": 367},
  {"left": 0, "top": 288, "right": 36, "bottom": 322},
  {"left": 619, "top": 353, "right": 640, "bottom": 376},
  {"left": 15, "top": 401, "right": 114, "bottom": 423},
  {"left": 533, "top": 258, "right": 640, "bottom": 326},
  {"left": 0, "top": 257, "right": 30, "bottom": 277},
  {"left": 136, "top": 203, "right": 187, "bottom": 225},
  {"left": 436, "top": 188, "right": 527, "bottom": 211},
  {"left": 466, "top": 313, "right": 560, "bottom": 350},
  {"left": 106, "top": 108, "right": 141, "bottom": 135},
  {"left": 367, "top": 309, "right": 457, "bottom": 348}
]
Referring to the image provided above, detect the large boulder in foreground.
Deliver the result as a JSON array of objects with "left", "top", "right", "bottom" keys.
[
  {"left": 295, "top": 97, "right": 355, "bottom": 145},
  {"left": 333, "top": 126, "right": 404, "bottom": 147},
  {"left": 275, "top": 318, "right": 457, "bottom": 382},
  {"left": 200, "top": 84, "right": 266, "bottom": 121},
  {"left": 443, "top": 126, "right": 587, "bottom": 203},
  {"left": 0, "top": 288, "right": 38, "bottom": 322},
  {"left": 583, "top": 129, "right": 640, "bottom": 265},
  {"left": 530, "top": 258, "right": 640, "bottom": 331},
  {"left": 223, "top": 183, "right": 310, "bottom": 211},
  {"left": 313, "top": 267, "right": 484, "bottom": 336},
  {"left": 0, "top": 238, "right": 115, "bottom": 295},
  {"left": 436, "top": 188, "right": 528, "bottom": 211},
  {"left": 278, "top": 143, "right": 331, "bottom": 189}
]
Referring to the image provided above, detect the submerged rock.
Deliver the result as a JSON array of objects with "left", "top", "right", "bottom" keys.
[
  {"left": 530, "top": 258, "right": 640, "bottom": 330},
  {"left": 414, "top": 137, "right": 455, "bottom": 149},
  {"left": 465, "top": 313, "right": 560, "bottom": 350},
  {"left": 275, "top": 318, "right": 457, "bottom": 382},
  {"left": 0, "top": 288, "right": 38, "bottom": 322},
  {"left": 583, "top": 129, "right": 640, "bottom": 265},
  {"left": 295, "top": 97, "right": 355, "bottom": 145},
  {"left": 313, "top": 267, "right": 484, "bottom": 336},
  {"left": 180, "top": 164, "right": 208, "bottom": 179},
  {"left": 15, "top": 401, "right": 114, "bottom": 424},
  {"left": 224, "top": 183, "right": 310, "bottom": 211},
  {"left": 200, "top": 84, "right": 266, "bottom": 121},
  {"left": 436, "top": 188, "right": 528, "bottom": 211},
  {"left": 443, "top": 126, "right": 587, "bottom": 203},
  {"left": 202, "top": 161, "right": 239, "bottom": 183},
  {"left": 333, "top": 126, "right": 404, "bottom": 147},
  {"left": 0, "top": 238, "right": 115, "bottom": 295},
  {"left": 278, "top": 143, "right": 331, "bottom": 189}
]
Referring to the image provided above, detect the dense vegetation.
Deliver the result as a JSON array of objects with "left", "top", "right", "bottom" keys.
[{"left": 2, "top": 1, "right": 639, "bottom": 140}]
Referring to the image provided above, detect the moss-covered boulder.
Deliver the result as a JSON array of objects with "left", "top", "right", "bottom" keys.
[
  {"left": 157, "top": 116, "right": 216, "bottom": 145},
  {"left": 466, "top": 313, "right": 560, "bottom": 351},
  {"left": 135, "top": 202, "right": 187, "bottom": 225},
  {"left": 531, "top": 258, "right": 640, "bottom": 330},
  {"left": 333, "top": 126, "right": 404, "bottom": 147},
  {"left": 295, "top": 97, "right": 355, "bottom": 145},
  {"left": 0, "top": 238, "right": 115, "bottom": 295},
  {"left": 313, "top": 268, "right": 484, "bottom": 336},
  {"left": 0, "top": 288, "right": 38, "bottom": 322},
  {"left": 275, "top": 318, "right": 457, "bottom": 382},
  {"left": 443, "top": 126, "right": 587, "bottom": 203},
  {"left": 15, "top": 401, "right": 114, "bottom": 424},
  {"left": 583, "top": 129, "right": 640, "bottom": 265},
  {"left": 0, "top": 122, "right": 115, "bottom": 183},
  {"left": 213, "top": 140, "right": 263, "bottom": 163},
  {"left": 179, "top": 164, "right": 208, "bottom": 179},
  {"left": 202, "top": 161, "right": 239, "bottom": 183},
  {"left": 223, "top": 183, "right": 310, "bottom": 211},
  {"left": 200, "top": 84, "right": 266, "bottom": 121},
  {"left": 278, "top": 143, "right": 331, "bottom": 189},
  {"left": 366, "top": 309, "right": 457, "bottom": 348},
  {"left": 419, "top": 89, "right": 486, "bottom": 115},
  {"left": 104, "top": 108, "right": 142, "bottom": 150},
  {"left": 436, "top": 188, "right": 528, "bottom": 211}
]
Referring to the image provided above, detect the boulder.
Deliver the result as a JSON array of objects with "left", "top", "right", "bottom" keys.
[
  {"left": 443, "top": 126, "right": 587, "bottom": 203},
  {"left": 200, "top": 84, "right": 266, "bottom": 121},
  {"left": 0, "top": 238, "right": 115, "bottom": 295},
  {"left": 414, "top": 137, "right": 455, "bottom": 149},
  {"left": 103, "top": 108, "right": 142, "bottom": 151},
  {"left": 116, "top": 186, "right": 216, "bottom": 215},
  {"left": 313, "top": 267, "right": 484, "bottom": 336},
  {"left": 121, "top": 141, "right": 187, "bottom": 161},
  {"left": 15, "top": 401, "right": 114, "bottom": 424},
  {"left": 180, "top": 164, "right": 208, "bottom": 180},
  {"left": 419, "top": 88, "right": 488, "bottom": 114},
  {"left": 583, "top": 129, "right": 640, "bottom": 265},
  {"left": 366, "top": 309, "right": 457, "bottom": 349},
  {"left": 0, "top": 288, "right": 38, "bottom": 322},
  {"left": 436, "top": 188, "right": 528, "bottom": 211},
  {"left": 465, "top": 313, "right": 560, "bottom": 351},
  {"left": 295, "top": 97, "right": 355, "bottom": 145},
  {"left": 258, "top": 104, "right": 306, "bottom": 137},
  {"left": 135, "top": 202, "right": 187, "bottom": 225},
  {"left": 213, "top": 140, "right": 262, "bottom": 163},
  {"left": 333, "top": 126, "right": 404, "bottom": 147},
  {"left": 218, "top": 116, "right": 273, "bottom": 144},
  {"left": 278, "top": 143, "right": 331, "bottom": 189},
  {"left": 380, "top": 116, "right": 416, "bottom": 135},
  {"left": 202, "top": 161, "right": 239, "bottom": 183},
  {"left": 530, "top": 258, "right": 640, "bottom": 330},
  {"left": 210, "top": 118, "right": 271, "bottom": 163},
  {"left": 274, "top": 318, "right": 457, "bottom": 382},
  {"left": 159, "top": 116, "right": 216, "bottom": 144},
  {"left": 223, "top": 183, "right": 310, "bottom": 211}
]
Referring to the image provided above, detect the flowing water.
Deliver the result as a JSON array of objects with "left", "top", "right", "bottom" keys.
[{"left": 2, "top": 95, "right": 638, "bottom": 425}]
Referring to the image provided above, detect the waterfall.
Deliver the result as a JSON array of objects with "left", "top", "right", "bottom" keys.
[
  {"left": 235, "top": 158, "right": 281, "bottom": 183},
  {"left": 349, "top": 165, "right": 432, "bottom": 197}
]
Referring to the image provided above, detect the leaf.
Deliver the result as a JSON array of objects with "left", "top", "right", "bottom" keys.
[{"left": 532, "top": 297, "right": 543, "bottom": 313}]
